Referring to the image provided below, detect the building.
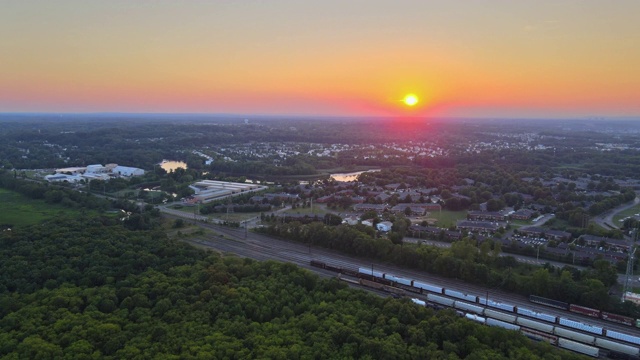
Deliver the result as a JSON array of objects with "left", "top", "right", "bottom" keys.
[
  {"left": 519, "top": 227, "right": 571, "bottom": 241},
  {"left": 44, "top": 174, "right": 83, "bottom": 183},
  {"left": 53, "top": 163, "right": 144, "bottom": 178},
  {"left": 414, "top": 203, "right": 442, "bottom": 211},
  {"left": 511, "top": 209, "right": 535, "bottom": 220},
  {"left": 390, "top": 205, "right": 426, "bottom": 216},
  {"left": 579, "top": 235, "right": 631, "bottom": 252},
  {"left": 54, "top": 167, "right": 87, "bottom": 174},
  {"left": 189, "top": 180, "right": 266, "bottom": 204},
  {"left": 456, "top": 220, "right": 499, "bottom": 232},
  {"left": 113, "top": 165, "right": 145, "bottom": 177},
  {"left": 354, "top": 203, "right": 388, "bottom": 213},
  {"left": 467, "top": 211, "right": 507, "bottom": 221},
  {"left": 376, "top": 221, "right": 393, "bottom": 232}
]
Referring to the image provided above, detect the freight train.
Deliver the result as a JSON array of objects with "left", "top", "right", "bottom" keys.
[
  {"left": 410, "top": 297, "right": 604, "bottom": 358},
  {"left": 530, "top": 294, "right": 640, "bottom": 327},
  {"left": 409, "top": 295, "right": 640, "bottom": 358},
  {"left": 310, "top": 260, "right": 640, "bottom": 358}
]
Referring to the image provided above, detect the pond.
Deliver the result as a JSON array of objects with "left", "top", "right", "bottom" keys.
[{"left": 159, "top": 160, "right": 187, "bottom": 172}]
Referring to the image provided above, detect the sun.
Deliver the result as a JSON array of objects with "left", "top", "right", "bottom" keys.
[{"left": 403, "top": 94, "right": 419, "bottom": 107}]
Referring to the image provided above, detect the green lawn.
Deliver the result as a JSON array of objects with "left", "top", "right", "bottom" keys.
[
  {"left": 613, "top": 203, "right": 640, "bottom": 225},
  {"left": 427, "top": 210, "right": 467, "bottom": 228},
  {"left": 0, "top": 188, "right": 83, "bottom": 227}
]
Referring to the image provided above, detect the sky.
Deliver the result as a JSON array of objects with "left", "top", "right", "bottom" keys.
[{"left": 1, "top": 0, "right": 639, "bottom": 119}]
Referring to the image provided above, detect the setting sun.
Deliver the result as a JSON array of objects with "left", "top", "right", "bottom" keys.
[{"left": 403, "top": 94, "right": 419, "bottom": 107}]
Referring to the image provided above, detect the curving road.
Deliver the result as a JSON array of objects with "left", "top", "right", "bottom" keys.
[{"left": 593, "top": 197, "right": 639, "bottom": 230}]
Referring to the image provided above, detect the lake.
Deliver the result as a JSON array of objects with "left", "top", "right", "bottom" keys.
[{"left": 159, "top": 160, "right": 187, "bottom": 172}]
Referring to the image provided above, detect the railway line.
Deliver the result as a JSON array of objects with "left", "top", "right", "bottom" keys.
[{"left": 172, "top": 218, "right": 640, "bottom": 358}]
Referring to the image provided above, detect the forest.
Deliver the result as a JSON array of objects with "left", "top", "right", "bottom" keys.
[
  {"left": 257, "top": 221, "right": 636, "bottom": 319},
  {"left": 0, "top": 215, "right": 588, "bottom": 359}
]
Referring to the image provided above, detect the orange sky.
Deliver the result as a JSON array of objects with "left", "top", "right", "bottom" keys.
[{"left": 1, "top": 1, "right": 639, "bottom": 118}]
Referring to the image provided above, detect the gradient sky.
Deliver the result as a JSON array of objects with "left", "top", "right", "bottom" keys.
[{"left": 1, "top": 0, "right": 639, "bottom": 118}]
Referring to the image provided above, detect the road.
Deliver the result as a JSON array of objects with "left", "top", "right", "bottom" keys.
[
  {"left": 165, "top": 214, "right": 640, "bottom": 337},
  {"left": 158, "top": 202, "right": 290, "bottom": 227},
  {"left": 593, "top": 197, "right": 639, "bottom": 230}
]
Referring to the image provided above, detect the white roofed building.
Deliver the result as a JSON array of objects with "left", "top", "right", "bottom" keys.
[{"left": 113, "top": 166, "right": 145, "bottom": 177}]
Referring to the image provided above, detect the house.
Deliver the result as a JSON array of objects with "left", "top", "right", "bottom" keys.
[
  {"left": 315, "top": 195, "right": 334, "bottom": 203},
  {"left": 390, "top": 205, "right": 425, "bottom": 216},
  {"left": 414, "top": 203, "right": 442, "bottom": 211},
  {"left": 519, "top": 227, "right": 571, "bottom": 241},
  {"left": 361, "top": 219, "right": 374, "bottom": 227},
  {"left": 354, "top": 203, "right": 388, "bottom": 213},
  {"left": 456, "top": 220, "right": 499, "bottom": 232},
  {"left": 376, "top": 221, "right": 393, "bottom": 232},
  {"left": 467, "top": 211, "right": 507, "bottom": 221},
  {"left": 579, "top": 235, "right": 631, "bottom": 252},
  {"left": 511, "top": 209, "right": 535, "bottom": 220},
  {"left": 342, "top": 215, "right": 359, "bottom": 226}
]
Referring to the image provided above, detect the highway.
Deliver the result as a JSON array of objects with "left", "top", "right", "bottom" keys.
[{"left": 171, "top": 216, "right": 640, "bottom": 338}]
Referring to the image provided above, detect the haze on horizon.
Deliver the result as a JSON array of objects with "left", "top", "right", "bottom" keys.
[{"left": 1, "top": 1, "right": 639, "bottom": 119}]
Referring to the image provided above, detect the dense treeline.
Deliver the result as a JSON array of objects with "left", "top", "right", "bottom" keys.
[
  {"left": 257, "top": 221, "right": 639, "bottom": 318},
  {"left": 0, "top": 217, "right": 587, "bottom": 359},
  {"left": 0, "top": 171, "right": 111, "bottom": 211},
  {"left": 0, "top": 172, "right": 163, "bottom": 231}
]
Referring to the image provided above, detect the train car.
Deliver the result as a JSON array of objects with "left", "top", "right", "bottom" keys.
[
  {"left": 558, "top": 338, "right": 599, "bottom": 358},
  {"left": 465, "top": 314, "right": 486, "bottom": 324},
  {"left": 529, "top": 295, "right": 569, "bottom": 310},
  {"left": 520, "top": 327, "right": 559, "bottom": 345},
  {"left": 310, "top": 260, "right": 325, "bottom": 268},
  {"left": 478, "top": 297, "right": 515, "bottom": 312},
  {"left": 483, "top": 308, "right": 517, "bottom": 324},
  {"left": 411, "top": 298, "right": 426, "bottom": 307},
  {"left": 357, "top": 273, "right": 376, "bottom": 282},
  {"left": 594, "top": 338, "right": 640, "bottom": 357},
  {"left": 487, "top": 300, "right": 515, "bottom": 313},
  {"left": 413, "top": 280, "right": 443, "bottom": 294},
  {"left": 444, "top": 289, "right": 478, "bottom": 303},
  {"left": 558, "top": 317, "right": 603, "bottom": 335},
  {"left": 395, "top": 282, "right": 421, "bottom": 294},
  {"left": 516, "top": 317, "right": 555, "bottom": 333},
  {"left": 383, "top": 274, "right": 413, "bottom": 287},
  {"left": 427, "top": 294, "right": 455, "bottom": 307},
  {"left": 324, "top": 263, "right": 342, "bottom": 273},
  {"left": 606, "top": 330, "right": 640, "bottom": 346},
  {"left": 602, "top": 311, "right": 636, "bottom": 327},
  {"left": 382, "top": 285, "right": 406, "bottom": 297},
  {"left": 486, "top": 317, "right": 520, "bottom": 331},
  {"left": 358, "top": 267, "right": 384, "bottom": 279},
  {"left": 341, "top": 268, "right": 359, "bottom": 277},
  {"left": 553, "top": 327, "right": 596, "bottom": 345},
  {"left": 375, "top": 277, "right": 395, "bottom": 286},
  {"left": 516, "top": 306, "right": 557, "bottom": 323},
  {"left": 569, "top": 304, "right": 601, "bottom": 318},
  {"left": 453, "top": 301, "right": 484, "bottom": 315},
  {"left": 359, "top": 278, "right": 385, "bottom": 291}
]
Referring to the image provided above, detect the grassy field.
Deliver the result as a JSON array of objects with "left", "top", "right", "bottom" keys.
[
  {"left": 425, "top": 210, "right": 467, "bottom": 228},
  {"left": 613, "top": 203, "right": 640, "bottom": 225},
  {"left": 0, "top": 188, "right": 83, "bottom": 228}
]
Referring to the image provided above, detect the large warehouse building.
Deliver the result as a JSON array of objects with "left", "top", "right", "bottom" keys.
[{"left": 188, "top": 180, "right": 267, "bottom": 203}]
